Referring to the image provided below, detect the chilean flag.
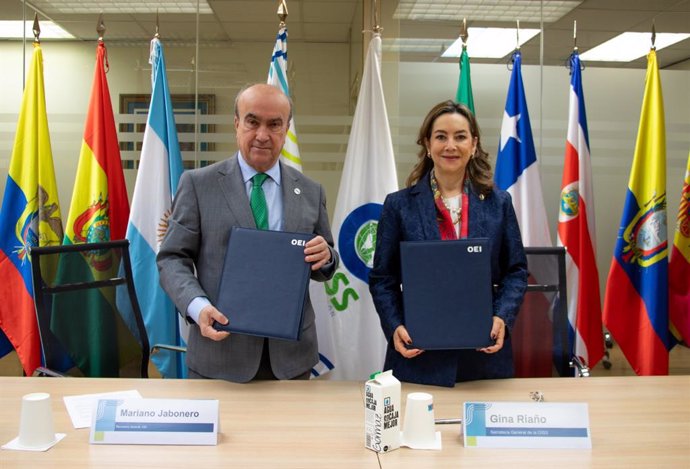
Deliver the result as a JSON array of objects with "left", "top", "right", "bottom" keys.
[
  {"left": 557, "top": 51, "right": 605, "bottom": 368},
  {"left": 495, "top": 50, "right": 554, "bottom": 377},
  {"left": 494, "top": 50, "right": 552, "bottom": 246}
]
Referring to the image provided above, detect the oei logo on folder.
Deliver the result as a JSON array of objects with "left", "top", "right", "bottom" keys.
[
  {"left": 467, "top": 244, "right": 483, "bottom": 253},
  {"left": 291, "top": 239, "right": 307, "bottom": 246}
]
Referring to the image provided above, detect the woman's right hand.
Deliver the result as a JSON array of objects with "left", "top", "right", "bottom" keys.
[{"left": 393, "top": 325, "right": 423, "bottom": 358}]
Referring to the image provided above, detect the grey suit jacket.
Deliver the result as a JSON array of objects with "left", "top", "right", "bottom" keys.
[{"left": 157, "top": 155, "right": 338, "bottom": 382}]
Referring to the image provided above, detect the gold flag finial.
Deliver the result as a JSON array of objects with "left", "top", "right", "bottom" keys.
[
  {"left": 277, "top": 0, "right": 288, "bottom": 27},
  {"left": 96, "top": 13, "right": 106, "bottom": 40},
  {"left": 32, "top": 13, "right": 41, "bottom": 43},
  {"left": 155, "top": 10, "right": 160, "bottom": 38},
  {"left": 651, "top": 21, "right": 656, "bottom": 49},
  {"left": 460, "top": 18, "right": 468, "bottom": 47}
]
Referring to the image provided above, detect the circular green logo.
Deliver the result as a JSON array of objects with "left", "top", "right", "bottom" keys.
[{"left": 354, "top": 221, "right": 378, "bottom": 268}]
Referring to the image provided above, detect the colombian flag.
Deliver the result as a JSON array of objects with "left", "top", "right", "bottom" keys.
[
  {"left": 54, "top": 39, "right": 131, "bottom": 376},
  {"left": 0, "top": 43, "right": 63, "bottom": 375},
  {"left": 669, "top": 152, "right": 690, "bottom": 344},
  {"left": 603, "top": 49, "right": 670, "bottom": 375}
]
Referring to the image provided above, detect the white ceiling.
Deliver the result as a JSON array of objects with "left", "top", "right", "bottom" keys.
[{"left": 4, "top": 0, "right": 690, "bottom": 69}]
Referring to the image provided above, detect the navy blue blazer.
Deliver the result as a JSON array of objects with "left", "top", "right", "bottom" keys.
[{"left": 369, "top": 173, "right": 527, "bottom": 387}]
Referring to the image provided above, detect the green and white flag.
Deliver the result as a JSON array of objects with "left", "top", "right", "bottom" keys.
[
  {"left": 310, "top": 34, "right": 398, "bottom": 379},
  {"left": 267, "top": 25, "right": 302, "bottom": 170}
]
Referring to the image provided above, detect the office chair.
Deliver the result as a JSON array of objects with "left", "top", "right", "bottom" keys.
[
  {"left": 30, "top": 239, "right": 150, "bottom": 378},
  {"left": 511, "top": 247, "right": 578, "bottom": 377}
]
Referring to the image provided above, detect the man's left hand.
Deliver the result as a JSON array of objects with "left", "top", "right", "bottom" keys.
[{"left": 304, "top": 235, "right": 331, "bottom": 271}]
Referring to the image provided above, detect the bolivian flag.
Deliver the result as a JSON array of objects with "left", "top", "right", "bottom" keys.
[
  {"left": 64, "top": 40, "right": 129, "bottom": 245},
  {"left": 54, "top": 39, "right": 135, "bottom": 377}
]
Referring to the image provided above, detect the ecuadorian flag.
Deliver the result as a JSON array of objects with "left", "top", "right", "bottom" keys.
[
  {"left": 53, "top": 40, "right": 132, "bottom": 377},
  {"left": 603, "top": 49, "right": 670, "bottom": 375},
  {"left": 0, "top": 43, "right": 63, "bottom": 375}
]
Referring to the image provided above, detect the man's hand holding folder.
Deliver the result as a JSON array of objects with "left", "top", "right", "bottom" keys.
[
  {"left": 303, "top": 235, "right": 332, "bottom": 271},
  {"left": 199, "top": 305, "right": 231, "bottom": 341},
  {"left": 204, "top": 228, "right": 332, "bottom": 342}
]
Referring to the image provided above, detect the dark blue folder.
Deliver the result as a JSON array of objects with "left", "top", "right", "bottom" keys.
[
  {"left": 213, "top": 227, "right": 312, "bottom": 340},
  {"left": 400, "top": 238, "right": 493, "bottom": 350}
]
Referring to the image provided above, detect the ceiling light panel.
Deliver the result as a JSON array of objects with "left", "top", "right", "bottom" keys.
[
  {"left": 580, "top": 32, "right": 690, "bottom": 62},
  {"left": 442, "top": 27, "right": 540, "bottom": 58},
  {"left": 0, "top": 20, "right": 74, "bottom": 39},
  {"left": 394, "top": 0, "right": 581, "bottom": 23},
  {"left": 27, "top": 1, "right": 213, "bottom": 14},
  {"left": 383, "top": 38, "right": 449, "bottom": 54}
]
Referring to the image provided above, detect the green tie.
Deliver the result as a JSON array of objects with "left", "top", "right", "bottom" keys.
[{"left": 250, "top": 173, "right": 269, "bottom": 230}]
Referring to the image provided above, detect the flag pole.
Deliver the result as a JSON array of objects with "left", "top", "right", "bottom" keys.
[
  {"left": 573, "top": 19, "right": 577, "bottom": 51},
  {"left": 516, "top": 19, "right": 520, "bottom": 51},
  {"left": 155, "top": 10, "right": 160, "bottom": 38},
  {"left": 372, "top": 0, "right": 382, "bottom": 34}
]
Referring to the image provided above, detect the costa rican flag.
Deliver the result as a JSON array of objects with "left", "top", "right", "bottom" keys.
[{"left": 557, "top": 51, "right": 605, "bottom": 369}]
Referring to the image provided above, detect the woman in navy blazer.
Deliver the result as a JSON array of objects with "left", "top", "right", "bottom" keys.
[{"left": 369, "top": 101, "right": 527, "bottom": 387}]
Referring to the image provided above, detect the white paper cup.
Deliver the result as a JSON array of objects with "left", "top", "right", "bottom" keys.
[
  {"left": 17, "top": 392, "right": 56, "bottom": 448},
  {"left": 401, "top": 392, "right": 436, "bottom": 447}
]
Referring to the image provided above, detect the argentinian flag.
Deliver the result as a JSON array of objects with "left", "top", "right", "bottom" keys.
[{"left": 125, "top": 37, "right": 186, "bottom": 378}]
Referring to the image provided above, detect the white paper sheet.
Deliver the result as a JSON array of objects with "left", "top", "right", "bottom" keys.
[{"left": 63, "top": 390, "right": 142, "bottom": 428}]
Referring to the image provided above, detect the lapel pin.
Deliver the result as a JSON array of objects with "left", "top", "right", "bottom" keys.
[
  {"left": 479, "top": 194, "right": 485, "bottom": 201},
  {"left": 294, "top": 188, "right": 301, "bottom": 195}
]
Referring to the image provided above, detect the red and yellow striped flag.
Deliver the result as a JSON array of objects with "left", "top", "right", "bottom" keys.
[{"left": 669, "top": 151, "right": 690, "bottom": 344}]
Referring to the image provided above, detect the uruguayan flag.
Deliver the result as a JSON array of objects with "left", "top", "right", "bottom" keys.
[
  {"left": 125, "top": 37, "right": 186, "bottom": 378},
  {"left": 267, "top": 26, "right": 302, "bottom": 171}
]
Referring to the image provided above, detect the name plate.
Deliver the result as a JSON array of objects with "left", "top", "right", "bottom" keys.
[
  {"left": 90, "top": 398, "right": 219, "bottom": 445},
  {"left": 463, "top": 402, "right": 591, "bottom": 449}
]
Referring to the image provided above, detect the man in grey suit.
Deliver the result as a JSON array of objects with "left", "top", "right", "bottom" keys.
[{"left": 157, "top": 83, "right": 338, "bottom": 382}]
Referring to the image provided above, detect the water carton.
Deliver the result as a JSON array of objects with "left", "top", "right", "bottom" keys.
[{"left": 364, "top": 370, "right": 401, "bottom": 452}]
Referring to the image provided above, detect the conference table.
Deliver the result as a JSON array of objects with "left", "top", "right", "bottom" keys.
[{"left": 1, "top": 376, "right": 688, "bottom": 468}]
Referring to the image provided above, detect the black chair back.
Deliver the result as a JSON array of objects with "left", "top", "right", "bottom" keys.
[
  {"left": 512, "top": 246, "right": 572, "bottom": 377},
  {"left": 30, "top": 239, "right": 150, "bottom": 378}
]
